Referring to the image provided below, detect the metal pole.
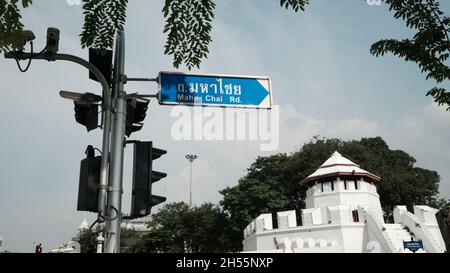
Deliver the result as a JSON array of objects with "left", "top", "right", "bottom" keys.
[
  {"left": 185, "top": 155, "right": 197, "bottom": 207},
  {"left": 189, "top": 161, "right": 192, "bottom": 207},
  {"left": 104, "top": 31, "right": 127, "bottom": 253},
  {"left": 96, "top": 232, "right": 104, "bottom": 253},
  {"left": 4, "top": 52, "right": 112, "bottom": 219},
  {"left": 126, "top": 78, "right": 157, "bottom": 82}
]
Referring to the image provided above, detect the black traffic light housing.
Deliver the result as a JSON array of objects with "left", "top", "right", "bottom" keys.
[
  {"left": 77, "top": 145, "right": 101, "bottom": 212},
  {"left": 89, "top": 49, "right": 113, "bottom": 86},
  {"left": 125, "top": 97, "right": 150, "bottom": 137},
  {"left": 74, "top": 101, "right": 99, "bottom": 132},
  {"left": 130, "top": 141, "right": 167, "bottom": 218}
]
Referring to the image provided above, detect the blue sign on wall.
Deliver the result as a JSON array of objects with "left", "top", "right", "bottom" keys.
[
  {"left": 158, "top": 72, "right": 272, "bottom": 109},
  {"left": 403, "top": 240, "right": 423, "bottom": 252}
]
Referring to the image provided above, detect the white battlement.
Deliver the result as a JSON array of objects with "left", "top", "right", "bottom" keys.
[
  {"left": 393, "top": 205, "right": 446, "bottom": 252},
  {"left": 242, "top": 152, "right": 446, "bottom": 253},
  {"left": 328, "top": 205, "right": 352, "bottom": 225},
  {"left": 277, "top": 210, "right": 297, "bottom": 229},
  {"left": 243, "top": 205, "right": 445, "bottom": 253},
  {"left": 302, "top": 208, "right": 322, "bottom": 226},
  {"left": 244, "top": 204, "right": 362, "bottom": 239}
]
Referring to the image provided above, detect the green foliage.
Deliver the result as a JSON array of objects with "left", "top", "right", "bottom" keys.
[
  {"left": 72, "top": 226, "right": 140, "bottom": 253},
  {"left": 120, "top": 228, "right": 141, "bottom": 253},
  {"left": 161, "top": 0, "right": 308, "bottom": 70},
  {"left": 72, "top": 228, "right": 99, "bottom": 253},
  {"left": 80, "top": 0, "right": 128, "bottom": 51},
  {"left": 1, "top": 0, "right": 307, "bottom": 69},
  {"left": 130, "top": 202, "right": 230, "bottom": 253},
  {"left": 219, "top": 154, "right": 293, "bottom": 251},
  {"left": 220, "top": 136, "right": 443, "bottom": 250},
  {"left": 279, "top": 0, "right": 310, "bottom": 12},
  {"left": 371, "top": 0, "right": 450, "bottom": 109},
  {"left": 0, "top": 0, "right": 32, "bottom": 53},
  {"left": 162, "top": 0, "right": 216, "bottom": 70}
]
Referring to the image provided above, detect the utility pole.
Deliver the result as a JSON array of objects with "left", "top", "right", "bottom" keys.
[
  {"left": 5, "top": 28, "right": 166, "bottom": 254},
  {"left": 4, "top": 31, "right": 113, "bottom": 252},
  {"left": 185, "top": 154, "right": 198, "bottom": 207},
  {"left": 5, "top": 53, "right": 112, "bottom": 222},
  {"left": 104, "top": 30, "right": 127, "bottom": 253}
]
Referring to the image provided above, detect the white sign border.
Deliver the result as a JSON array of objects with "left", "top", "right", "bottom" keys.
[{"left": 157, "top": 71, "right": 273, "bottom": 110}]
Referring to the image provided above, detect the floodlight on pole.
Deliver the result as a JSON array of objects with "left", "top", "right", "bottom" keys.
[
  {"left": 59, "top": 90, "right": 103, "bottom": 132},
  {"left": 185, "top": 154, "right": 198, "bottom": 207},
  {"left": 59, "top": 91, "right": 102, "bottom": 103}
]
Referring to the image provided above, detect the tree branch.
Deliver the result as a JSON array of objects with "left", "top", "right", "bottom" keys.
[{"left": 425, "top": 0, "right": 450, "bottom": 53}]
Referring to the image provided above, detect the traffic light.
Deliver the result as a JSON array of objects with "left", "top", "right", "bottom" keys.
[
  {"left": 74, "top": 101, "right": 99, "bottom": 132},
  {"left": 125, "top": 97, "right": 150, "bottom": 137},
  {"left": 130, "top": 141, "right": 167, "bottom": 218},
  {"left": 89, "top": 48, "right": 113, "bottom": 86},
  {"left": 77, "top": 145, "right": 101, "bottom": 212}
]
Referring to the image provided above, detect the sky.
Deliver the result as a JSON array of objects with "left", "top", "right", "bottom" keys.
[{"left": 1, "top": 0, "right": 450, "bottom": 252}]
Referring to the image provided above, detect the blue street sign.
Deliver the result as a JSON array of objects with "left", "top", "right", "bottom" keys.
[
  {"left": 158, "top": 72, "right": 272, "bottom": 109},
  {"left": 403, "top": 240, "right": 423, "bottom": 252}
]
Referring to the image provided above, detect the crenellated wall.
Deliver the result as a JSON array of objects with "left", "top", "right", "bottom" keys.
[
  {"left": 243, "top": 152, "right": 445, "bottom": 253},
  {"left": 243, "top": 205, "right": 446, "bottom": 253},
  {"left": 393, "top": 205, "right": 446, "bottom": 253},
  {"left": 243, "top": 209, "right": 367, "bottom": 252}
]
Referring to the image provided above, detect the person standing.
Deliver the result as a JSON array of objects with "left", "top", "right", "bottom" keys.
[{"left": 35, "top": 243, "right": 42, "bottom": 253}]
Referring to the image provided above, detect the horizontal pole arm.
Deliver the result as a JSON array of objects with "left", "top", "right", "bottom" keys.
[
  {"left": 126, "top": 93, "right": 158, "bottom": 99},
  {"left": 126, "top": 77, "right": 157, "bottom": 82}
]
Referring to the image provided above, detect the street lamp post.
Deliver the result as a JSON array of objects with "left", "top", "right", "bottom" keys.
[
  {"left": 4, "top": 29, "right": 113, "bottom": 252},
  {"left": 185, "top": 154, "right": 198, "bottom": 207}
]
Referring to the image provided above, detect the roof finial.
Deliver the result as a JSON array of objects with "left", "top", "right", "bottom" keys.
[{"left": 332, "top": 151, "right": 341, "bottom": 157}]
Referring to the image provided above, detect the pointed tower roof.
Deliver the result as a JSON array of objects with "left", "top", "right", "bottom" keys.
[
  {"left": 299, "top": 151, "right": 380, "bottom": 186},
  {"left": 78, "top": 218, "right": 89, "bottom": 231}
]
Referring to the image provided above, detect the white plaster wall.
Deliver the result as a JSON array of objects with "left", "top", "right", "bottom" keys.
[
  {"left": 305, "top": 180, "right": 383, "bottom": 221},
  {"left": 302, "top": 208, "right": 322, "bottom": 226},
  {"left": 277, "top": 210, "right": 297, "bottom": 229},
  {"left": 339, "top": 225, "right": 369, "bottom": 253},
  {"left": 328, "top": 205, "right": 351, "bottom": 225},
  {"left": 243, "top": 224, "right": 367, "bottom": 253},
  {"left": 242, "top": 235, "right": 258, "bottom": 252}
]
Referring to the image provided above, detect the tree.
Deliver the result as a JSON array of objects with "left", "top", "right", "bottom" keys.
[
  {"left": 0, "top": 0, "right": 32, "bottom": 52},
  {"left": 370, "top": 0, "right": 450, "bottom": 110},
  {"left": 219, "top": 154, "right": 292, "bottom": 252},
  {"left": 130, "top": 202, "right": 229, "bottom": 253},
  {"left": 0, "top": 0, "right": 305, "bottom": 70},
  {"left": 73, "top": 226, "right": 140, "bottom": 253},
  {"left": 220, "top": 136, "right": 444, "bottom": 251},
  {"left": 119, "top": 228, "right": 141, "bottom": 253},
  {"left": 72, "top": 228, "right": 98, "bottom": 253}
]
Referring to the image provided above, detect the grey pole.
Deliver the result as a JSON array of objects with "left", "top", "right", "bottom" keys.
[
  {"left": 185, "top": 155, "right": 198, "bottom": 207},
  {"left": 4, "top": 51, "right": 112, "bottom": 229},
  {"left": 190, "top": 162, "right": 192, "bottom": 207},
  {"left": 104, "top": 31, "right": 127, "bottom": 253}
]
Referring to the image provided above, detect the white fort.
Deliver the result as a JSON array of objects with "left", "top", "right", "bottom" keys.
[{"left": 242, "top": 151, "right": 446, "bottom": 253}]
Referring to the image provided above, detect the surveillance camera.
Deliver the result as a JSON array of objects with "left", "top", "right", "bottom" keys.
[
  {"left": 46, "top": 27, "right": 60, "bottom": 54},
  {"left": 22, "top": 30, "right": 35, "bottom": 44}
]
